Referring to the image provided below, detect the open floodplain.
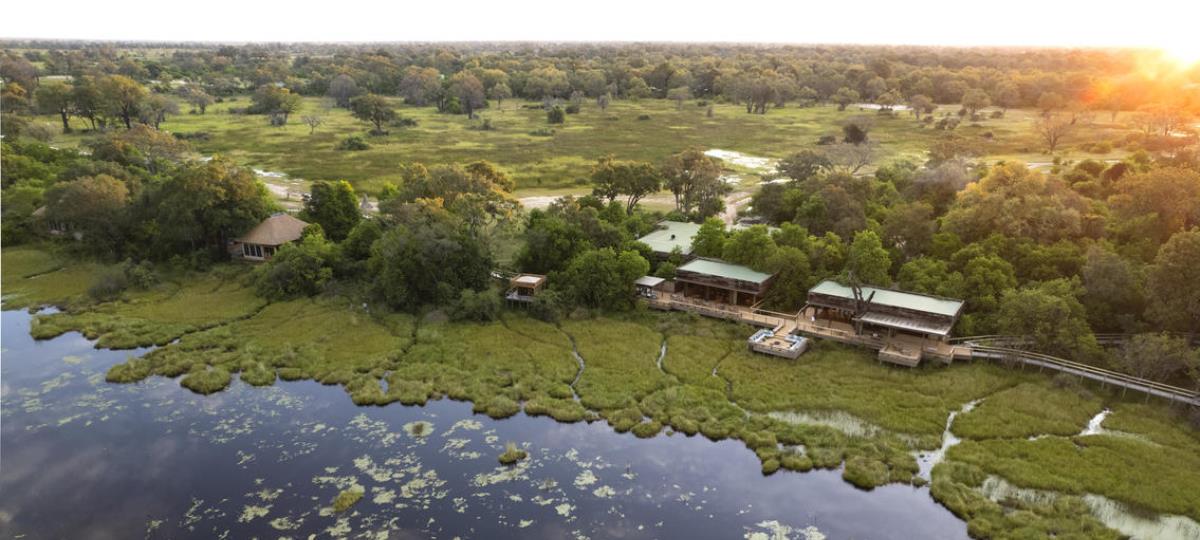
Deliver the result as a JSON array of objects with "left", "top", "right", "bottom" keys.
[{"left": 3, "top": 246, "right": 1200, "bottom": 539}]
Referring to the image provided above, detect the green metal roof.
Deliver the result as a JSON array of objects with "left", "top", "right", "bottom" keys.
[
  {"left": 637, "top": 221, "right": 702, "bottom": 255},
  {"left": 808, "top": 279, "right": 964, "bottom": 318},
  {"left": 678, "top": 258, "right": 774, "bottom": 284}
]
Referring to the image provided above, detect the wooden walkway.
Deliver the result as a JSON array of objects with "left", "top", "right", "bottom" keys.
[{"left": 647, "top": 294, "right": 1200, "bottom": 407}]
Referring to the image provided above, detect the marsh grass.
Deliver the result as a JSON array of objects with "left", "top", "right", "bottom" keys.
[
  {"left": 1, "top": 246, "right": 109, "bottom": 309},
  {"left": 331, "top": 485, "right": 365, "bottom": 513},
  {"left": 498, "top": 442, "right": 528, "bottom": 465},
  {"left": 952, "top": 381, "right": 1104, "bottom": 439}
]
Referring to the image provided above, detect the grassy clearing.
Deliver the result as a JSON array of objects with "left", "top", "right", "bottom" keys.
[
  {"left": 1, "top": 246, "right": 108, "bottom": 309},
  {"left": 37, "top": 98, "right": 1136, "bottom": 194},
  {"left": 953, "top": 381, "right": 1104, "bottom": 440},
  {"left": 30, "top": 266, "right": 267, "bottom": 348}
]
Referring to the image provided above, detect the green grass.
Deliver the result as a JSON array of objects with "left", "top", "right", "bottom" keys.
[
  {"left": 562, "top": 318, "right": 672, "bottom": 412},
  {"left": 1, "top": 246, "right": 109, "bottom": 309},
  {"left": 30, "top": 266, "right": 267, "bottom": 348},
  {"left": 953, "top": 381, "right": 1105, "bottom": 440},
  {"left": 35, "top": 98, "right": 1138, "bottom": 195}
]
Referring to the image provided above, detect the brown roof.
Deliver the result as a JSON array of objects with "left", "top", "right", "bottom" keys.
[{"left": 237, "top": 214, "right": 309, "bottom": 246}]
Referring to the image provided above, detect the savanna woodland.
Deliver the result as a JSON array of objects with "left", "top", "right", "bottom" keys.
[{"left": 2, "top": 39, "right": 1200, "bottom": 540}]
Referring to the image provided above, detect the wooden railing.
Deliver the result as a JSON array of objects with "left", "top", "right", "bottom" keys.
[{"left": 967, "top": 344, "right": 1200, "bottom": 407}]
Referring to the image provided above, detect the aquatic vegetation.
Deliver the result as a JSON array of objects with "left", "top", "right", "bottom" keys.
[
  {"left": 949, "top": 433, "right": 1200, "bottom": 521},
  {"left": 30, "top": 268, "right": 267, "bottom": 349},
  {"left": 498, "top": 442, "right": 528, "bottom": 465},
  {"left": 331, "top": 485, "right": 365, "bottom": 512},
  {"left": 180, "top": 366, "right": 233, "bottom": 395},
  {"left": 952, "top": 382, "right": 1103, "bottom": 440},
  {"left": 929, "top": 461, "right": 1120, "bottom": 539}
]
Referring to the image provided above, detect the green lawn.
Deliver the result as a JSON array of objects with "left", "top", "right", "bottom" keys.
[{"left": 33, "top": 97, "right": 1137, "bottom": 195}]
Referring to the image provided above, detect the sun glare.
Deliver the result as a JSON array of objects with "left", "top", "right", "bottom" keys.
[{"left": 1160, "top": 43, "right": 1200, "bottom": 69}]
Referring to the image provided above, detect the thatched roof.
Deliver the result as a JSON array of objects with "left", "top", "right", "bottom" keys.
[{"left": 237, "top": 214, "right": 308, "bottom": 246}]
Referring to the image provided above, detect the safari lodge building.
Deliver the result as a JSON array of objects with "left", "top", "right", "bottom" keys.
[
  {"left": 231, "top": 214, "right": 309, "bottom": 262},
  {"left": 674, "top": 258, "right": 776, "bottom": 307}
]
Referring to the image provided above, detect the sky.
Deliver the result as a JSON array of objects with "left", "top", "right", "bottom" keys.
[{"left": 1, "top": 0, "right": 1196, "bottom": 56}]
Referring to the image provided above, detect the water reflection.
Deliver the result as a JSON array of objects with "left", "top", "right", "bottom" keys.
[{"left": 0, "top": 309, "right": 969, "bottom": 539}]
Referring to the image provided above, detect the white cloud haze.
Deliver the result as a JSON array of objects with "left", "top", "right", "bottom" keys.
[{"left": 0, "top": 0, "right": 1193, "bottom": 52}]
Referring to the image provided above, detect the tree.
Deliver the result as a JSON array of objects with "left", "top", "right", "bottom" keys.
[
  {"left": 148, "top": 158, "right": 274, "bottom": 257},
  {"left": 961, "top": 253, "right": 1017, "bottom": 314},
  {"left": 778, "top": 150, "right": 830, "bottom": 182},
  {"left": 589, "top": 157, "right": 662, "bottom": 214},
  {"left": 993, "top": 81, "right": 1020, "bottom": 113},
  {"left": 832, "top": 87, "right": 860, "bottom": 111},
  {"left": 722, "top": 225, "right": 778, "bottom": 269},
  {"left": 137, "top": 94, "right": 179, "bottom": 129},
  {"left": 907, "top": 94, "right": 933, "bottom": 119},
  {"left": 97, "top": 75, "right": 147, "bottom": 129},
  {"left": 996, "top": 278, "right": 1100, "bottom": 360},
  {"left": 327, "top": 74, "right": 361, "bottom": 108},
  {"left": 448, "top": 72, "right": 486, "bottom": 118},
  {"left": 943, "top": 163, "right": 1088, "bottom": 244},
  {"left": 764, "top": 247, "right": 813, "bottom": 310},
  {"left": 302, "top": 114, "right": 324, "bottom": 134},
  {"left": 546, "top": 106, "right": 565, "bottom": 124},
  {"left": 399, "top": 66, "right": 442, "bottom": 106},
  {"left": 254, "top": 229, "right": 337, "bottom": 299},
  {"left": 667, "top": 86, "right": 691, "bottom": 110},
  {"left": 368, "top": 202, "right": 492, "bottom": 309},
  {"left": 350, "top": 94, "right": 397, "bottom": 134},
  {"left": 845, "top": 230, "right": 891, "bottom": 286},
  {"left": 178, "top": 84, "right": 214, "bottom": 114},
  {"left": 302, "top": 180, "right": 361, "bottom": 241},
  {"left": 825, "top": 143, "right": 874, "bottom": 175},
  {"left": 661, "top": 148, "right": 725, "bottom": 215},
  {"left": 691, "top": 217, "right": 727, "bottom": 257},
  {"left": 1117, "top": 333, "right": 1199, "bottom": 382},
  {"left": 516, "top": 210, "right": 590, "bottom": 274},
  {"left": 557, "top": 248, "right": 649, "bottom": 310},
  {"left": 1034, "top": 113, "right": 1074, "bottom": 153},
  {"left": 1108, "top": 167, "right": 1200, "bottom": 244},
  {"left": 897, "top": 257, "right": 965, "bottom": 298},
  {"left": 35, "top": 81, "right": 75, "bottom": 133},
  {"left": 841, "top": 116, "right": 873, "bottom": 144},
  {"left": 597, "top": 93, "right": 611, "bottom": 111},
  {"left": 1145, "top": 229, "right": 1200, "bottom": 335},
  {"left": 960, "top": 89, "right": 990, "bottom": 117},
  {"left": 44, "top": 175, "right": 129, "bottom": 253},
  {"left": 882, "top": 201, "right": 935, "bottom": 259},
  {"left": 1080, "top": 245, "right": 1145, "bottom": 332},
  {"left": 626, "top": 77, "right": 652, "bottom": 100},
  {"left": 488, "top": 82, "right": 512, "bottom": 108},
  {"left": 250, "top": 85, "right": 301, "bottom": 124},
  {"left": 1037, "top": 92, "right": 1064, "bottom": 116}
]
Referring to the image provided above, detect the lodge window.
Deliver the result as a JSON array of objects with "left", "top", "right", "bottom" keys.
[{"left": 243, "top": 244, "right": 263, "bottom": 258}]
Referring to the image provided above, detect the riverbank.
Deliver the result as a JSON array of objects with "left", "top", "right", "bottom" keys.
[{"left": 4, "top": 245, "right": 1200, "bottom": 538}]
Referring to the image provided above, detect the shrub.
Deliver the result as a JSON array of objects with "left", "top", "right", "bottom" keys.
[
  {"left": 449, "top": 289, "right": 501, "bottom": 322},
  {"left": 564, "top": 103, "right": 580, "bottom": 114},
  {"left": 547, "top": 106, "right": 565, "bottom": 124},
  {"left": 817, "top": 134, "right": 837, "bottom": 145},
  {"left": 392, "top": 116, "right": 418, "bottom": 127},
  {"left": 637, "top": 114, "right": 651, "bottom": 121},
  {"left": 88, "top": 269, "right": 129, "bottom": 302},
  {"left": 990, "top": 110, "right": 1004, "bottom": 119},
  {"left": 529, "top": 127, "right": 555, "bottom": 137},
  {"left": 122, "top": 259, "right": 158, "bottom": 289},
  {"left": 173, "top": 131, "right": 211, "bottom": 141},
  {"left": 337, "top": 136, "right": 370, "bottom": 151},
  {"left": 529, "top": 290, "right": 566, "bottom": 323}
]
